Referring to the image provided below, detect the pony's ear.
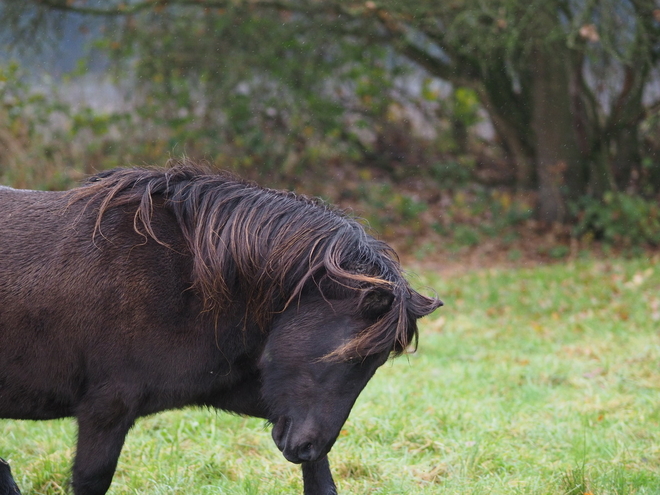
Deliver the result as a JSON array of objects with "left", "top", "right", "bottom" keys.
[
  {"left": 360, "top": 288, "right": 395, "bottom": 320},
  {"left": 409, "top": 289, "right": 443, "bottom": 318}
]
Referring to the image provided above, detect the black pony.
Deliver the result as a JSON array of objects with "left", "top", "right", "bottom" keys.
[{"left": 0, "top": 164, "right": 441, "bottom": 494}]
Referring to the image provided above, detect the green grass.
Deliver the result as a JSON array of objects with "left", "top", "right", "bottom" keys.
[{"left": 2, "top": 256, "right": 660, "bottom": 494}]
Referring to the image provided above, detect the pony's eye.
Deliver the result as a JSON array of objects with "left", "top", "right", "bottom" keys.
[{"left": 344, "top": 356, "right": 364, "bottom": 365}]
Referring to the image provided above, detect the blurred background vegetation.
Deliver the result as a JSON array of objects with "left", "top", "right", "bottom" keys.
[{"left": 1, "top": 0, "right": 659, "bottom": 263}]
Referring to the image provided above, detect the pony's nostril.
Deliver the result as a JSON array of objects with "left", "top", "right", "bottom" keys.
[
  {"left": 297, "top": 442, "right": 315, "bottom": 462},
  {"left": 271, "top": 417, "right": 292, "bottom": 451}
]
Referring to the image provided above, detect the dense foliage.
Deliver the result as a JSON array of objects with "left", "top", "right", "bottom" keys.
[{"left": 1, "top": 0, "right": 660, "bottom": 250}]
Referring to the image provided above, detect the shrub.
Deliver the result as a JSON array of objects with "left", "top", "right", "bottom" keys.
[{"left": 572, "top": 192, "right": 660, "bottom": 246}]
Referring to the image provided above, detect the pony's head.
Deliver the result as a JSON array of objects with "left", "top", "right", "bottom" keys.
[{"left": 253, "top": 220, "right": 442, "bottom": 464}]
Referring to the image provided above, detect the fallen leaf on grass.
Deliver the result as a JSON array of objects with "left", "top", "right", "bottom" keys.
[
  {"left": 412, "top": 463, "right": 449, "bottom": 483},
  {"left": 625, "top": 268, "right": 654, "bottom": 288},
  {"left": 583, "top": 367, "right": 605, "bottom": 379}
]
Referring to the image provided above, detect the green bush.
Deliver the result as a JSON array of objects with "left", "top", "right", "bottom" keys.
[
  {"left": 572, "top": 192, "right": 660, "bottom": 246},
  {"left": 430, "top": 158, "right": 474, "bottom": 186}
]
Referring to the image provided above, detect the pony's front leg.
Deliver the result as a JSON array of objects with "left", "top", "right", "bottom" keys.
[
  {"left": 302, "top": 455, "right": 337, "bottom": 495},
  {"left": 72, "top": 411, "right": 134, "bottom": 495},
  {"left": 0, "top": 458, "right": 22, "bottom": 495}
]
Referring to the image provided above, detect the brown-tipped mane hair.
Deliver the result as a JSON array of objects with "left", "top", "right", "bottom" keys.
[{"left": 69, "top": 163, "right": 442, "bottom": 358}]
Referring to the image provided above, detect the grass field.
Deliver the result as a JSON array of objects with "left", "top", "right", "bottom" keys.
[{"left": 2, "top": 256, "right": 659, "bottom": 494}]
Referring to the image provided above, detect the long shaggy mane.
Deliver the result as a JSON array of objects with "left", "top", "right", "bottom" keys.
[{"left": 69, "top": 162, "right": 441, "bottom": 357}]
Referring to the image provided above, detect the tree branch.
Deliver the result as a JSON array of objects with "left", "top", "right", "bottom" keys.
[
  {"left": 34, "top": 0, "right": 336, "bottom": 16},
  {"left": 398, "top": 40, "right": 463, "bottom": 85},
  {"left": 35, "top": 0, "right": 165, "bottom": 16}
]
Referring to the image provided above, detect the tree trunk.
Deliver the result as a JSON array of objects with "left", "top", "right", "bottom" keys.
[
  {"left": 612, "top": 126, "right": 640, "bottom": 189},
  {"left": 530, "top": 43, "right": 582, "bottom": 224},
  {"left": 608, "top": 64, "right": 648, "bottom": 190},
  {"left": 476, "top": 59, "right": 536, "bottom": 190},
  {"left": 479, "top": 91, "right": 535, "bottom": 189}
]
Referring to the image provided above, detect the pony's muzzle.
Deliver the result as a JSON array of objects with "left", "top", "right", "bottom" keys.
[{"left": 271, "top": 416, "right": 327, "bottom": 464}]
